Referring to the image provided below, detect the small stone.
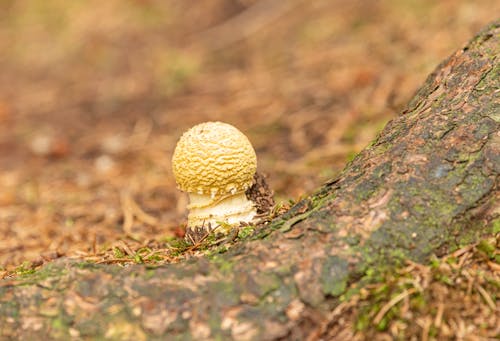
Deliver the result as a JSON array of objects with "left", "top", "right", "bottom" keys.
[
  {"left": 101, "top": 135, "right": 127, "bottom": 155},
  {"left": 94, "top": 155, "right": 115, "bottom": 174},
  {"left": 132, "top": 306, "right": 141, "bottom": 317},
  {"left": 69, "top": 328, "right": 80, "bottom": 338},
  {"left": 141, "top": 309, "right": 177, "bottom": 336},
  {"left": 30, "top": 135, "right": 52, "bottom": 156},
  {"left": 286, "top": 299, "right": 305, "bottom": 321},
  {"left": 29, "top": 134, "right": 69, "bottom": 158},
  {"left": 189, "top": 320, "right": 211, "bottom": 339},
  {"left": 231, "top": 321, "right": 258, "bottom": 341}
]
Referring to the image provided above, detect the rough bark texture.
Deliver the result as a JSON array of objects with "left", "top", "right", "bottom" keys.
[{"left": 1, "top": 22, "right": 498, "bottom": 340}]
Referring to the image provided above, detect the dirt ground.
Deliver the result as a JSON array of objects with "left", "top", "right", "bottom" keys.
[{"left": 0, "top": 1, "right": 498, "bottom": 338}]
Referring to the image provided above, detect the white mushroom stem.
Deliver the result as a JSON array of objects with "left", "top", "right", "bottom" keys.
[{"left": 187, "top": 192, "right": 256, "bottom": 232}]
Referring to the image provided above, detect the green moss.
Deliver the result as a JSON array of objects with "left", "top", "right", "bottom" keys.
[
  {"left": 435, "top": 274, "right": 453, "bottom": 286},
  {"left": 144, "top": 269, "right": 156, "bottom": 280},
  {"left": 410, "top": 293, "right": 426, "bottom": 310},
  {"left": 477, "top": 239, "right": 496, "bottom": 259},
  {"left": 133, "top": 254, "right": 143, "bottom": 264},
  {"left": 11, "top": 262, "right": 68, "bottom": 287},
  {"left": 446, "top": 256, "right": 457, "bottom": 265},
  {"left": 214, "top": 245, "right": 229, "bottom": 254},
  {"left": 346, "top": 150, "right": 359, "bottom": 163},
  {"left": 306, "top": 189, "right": 331, "bottom": 211},
  {"left": 253, "top": 273, "right": 282, "bottom": 298},
  {"left": 51, "top": 317, "right": 66, "bottom": 331},
  {"left": 130, "top": 247, "right": 163, "bottom": 264},
  {"left": 237, "top": 226, "right": 255, "bottom": 240},
  {"left": 166, "top": 237, "right": 191, "bottom": 257},
  {"left": 355, "top": 312, "right": 370, "bottom": 331},
  {"left": 75, "top": 261, "right": 100, "bottom": 270},
  {"left": 166, "top": 237, "right": 190, "bottom": 248},
  {"left": 429, "top": 256, "right": 440, "bottom": 269},
  {"left": 375, "top": 315, "right": 389, "bottom": 331},
  {"left": 491, "top": 219, "right": 500, "bottom": 234},
  {"left": 112, "top": 247, "right": 125, "bottom": 259},
  {"left": 373, "top": 283, "right": 390, "bottom": 296},
  {"left": 14, "top": 262, "right": 36, "bottom": 276},
  {"left": 49, "top": 311, "right": 75, "bottom": 339},
  {"left": 209, "top": 254, "right": 234, "bottom": 274}
]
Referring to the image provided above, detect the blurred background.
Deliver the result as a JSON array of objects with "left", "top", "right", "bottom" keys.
[{"left": 0, "top": 0, "right": 499, "bottom": 268}]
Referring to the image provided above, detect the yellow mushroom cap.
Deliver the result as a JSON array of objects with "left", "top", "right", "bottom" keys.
[{"left": 172, "top": 122, "right": 257, "bottom": 197}]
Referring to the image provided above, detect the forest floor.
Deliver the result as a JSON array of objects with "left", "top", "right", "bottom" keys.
[{"left": 0, "top": 1, "right": 498, "bottom": 339}]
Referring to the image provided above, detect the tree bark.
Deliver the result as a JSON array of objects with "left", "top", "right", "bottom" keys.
[{"left": 1, "top": 21, "right": 498, "bottom": 340}]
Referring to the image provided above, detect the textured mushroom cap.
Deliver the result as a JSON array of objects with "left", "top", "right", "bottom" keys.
[{"left": 172, "top": 122, "right": 257, "bottom": 197}]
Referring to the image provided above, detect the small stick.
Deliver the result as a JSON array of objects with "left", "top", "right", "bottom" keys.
[
  {"left": 120, "top": 190, "right": 135, "bottom": 234},
  {"left": 373, "top": 288, "right": 417, "bottom": 325},
  {"left": 434, "top": 303, "right": 444, "bottom": 328},
  {"left": 475, "top": 283, "right": 496, "bottom": 311}
]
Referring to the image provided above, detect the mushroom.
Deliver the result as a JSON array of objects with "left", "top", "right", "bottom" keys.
[{"left": 172, "top": 122, "right": 258, "bottom": 234}]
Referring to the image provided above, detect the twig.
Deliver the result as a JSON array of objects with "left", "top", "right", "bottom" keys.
[
  {"left": 120, "top": 190, "right": 135, "bottom": 234},
  {"left": 92, "top": 233, "right": 97, "bottom": 255},
  {"left": 120, "top": 190, "right": 158, "bottom": 234},
  {"left": 186, "top": 232, "right": 210, "bottom": 251},
  {"left": 373, "top": 288, "right": 417, "bottom": 325},
  {"left": 434, "top": 303, "right": 444, "bottom": 328},
  {"left": 128, "top": 196, "right": 158, "bottom": 226},
  {"left": 450, "top": 245, "right": 474, "bottom": 258},
  {"left": 96, "top": 258, "right": 133, "bottom": 265},
  {"left": 119, "top": 240, "right": 135, "bottom": 256},
  {"left": 475, "top": 283, "right": 496, "bottom": 311}
]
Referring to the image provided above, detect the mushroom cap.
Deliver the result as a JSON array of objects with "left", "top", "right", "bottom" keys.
[{"left": 172, "top": 122, "right": 257, "bottom": 197}]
